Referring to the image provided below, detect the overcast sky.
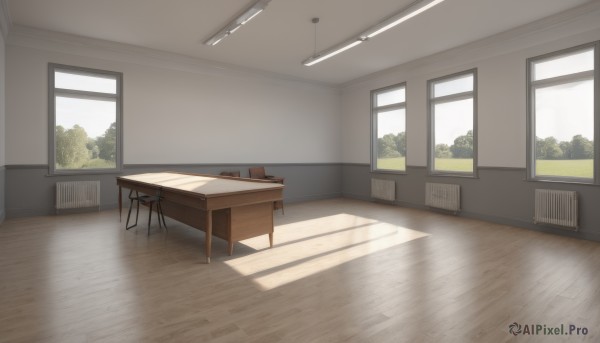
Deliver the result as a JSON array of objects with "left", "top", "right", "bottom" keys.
[
  {"left": 535, "top": 79, "right": 593, "bottom": 142},
  {"left": 54, "top": 71, "right": 117, "bottom": 139},
  {"left": 56, "top": 96, "right": 116, "bottom": 138}
]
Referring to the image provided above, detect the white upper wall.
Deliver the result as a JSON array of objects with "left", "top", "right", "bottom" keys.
[
  {"left": 5, "top": 28, "right": 341, "bottom": 165},
  {"left": 5, "top": 2, "right": 600, "bottom": 168},
  {"left": 0, "top": 0, "right": 8, "bottom": 167},
  {"left": 0, "top": 31, "right": 5, "bottom": 167},
  {"left": 341, "top": 4, "right": 600, "bottom": 167}
]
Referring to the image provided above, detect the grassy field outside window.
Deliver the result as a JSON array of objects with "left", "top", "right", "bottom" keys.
[{"left": 536, "top": 159, "right": 593, "bottom": 179}]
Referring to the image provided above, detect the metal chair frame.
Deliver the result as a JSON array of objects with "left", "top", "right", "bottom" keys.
[{"left": 125, "top": 189, "right": 167, "bottom": 235}]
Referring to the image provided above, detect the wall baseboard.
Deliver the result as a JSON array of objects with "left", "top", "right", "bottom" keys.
[
  {"left": 341, "top": 192, "right": 371, "bottom": 202},
  {"left": 287, "top": 192, "right": 342, "bottom": 204}
]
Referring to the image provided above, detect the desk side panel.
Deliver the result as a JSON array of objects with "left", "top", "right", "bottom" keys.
[
  {"left": 160, "top": 201, "right": 230, "bottom": 240},
  {"left": 230, "top": 202, "right": 274, "bottom": 242},
  {"left": 161, "top": 200, "right": 207, "bottom": 231}
]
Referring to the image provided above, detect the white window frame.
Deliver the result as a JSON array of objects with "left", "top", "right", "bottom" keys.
[
  {"left": 526, "top": 42, "right": 599, "bottom": 184},
  {"left": 371, "top": 83, "right": 407, "bottom": 174},
  {"left": 48, "top": 63, "right": 123, "bottom": 175},
  {"left": 427, "top": 69, "right": 478, "bottom": 177}
]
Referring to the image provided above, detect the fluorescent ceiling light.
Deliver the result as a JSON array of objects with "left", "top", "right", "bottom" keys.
[
  {"left": 303, "top": 40, "right": 363, "bottom": 67},
  {"left": 241, "top": 8, "right": 264, "bottom": 25},
  {"left": 205, "top": 0, "right": 271, "bottom": 46},
  {"left": 362, "top": 0, "right": 446, "bottom": 39},
  {"left": 303, "top": 0, "right": 445, "bottom": 66}
]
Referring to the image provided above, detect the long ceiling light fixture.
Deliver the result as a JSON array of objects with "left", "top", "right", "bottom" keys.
[
  {"left": 302, "top": 0, "right": 446, "bottom": 66},
  {"left": 205, "top": 0, "right": 271, "bottom": 46}
]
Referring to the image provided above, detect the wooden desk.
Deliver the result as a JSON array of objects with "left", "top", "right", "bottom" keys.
[
  {"left": 267, "top": 176, "right": 285, "bottom": 213},
  {"left": 117, "top": 172, "right": 284, "bottom": 263}
]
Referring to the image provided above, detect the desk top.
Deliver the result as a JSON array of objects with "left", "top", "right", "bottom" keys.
[{"left": 118, "top": 172, "right": 284, "bottom": 198}]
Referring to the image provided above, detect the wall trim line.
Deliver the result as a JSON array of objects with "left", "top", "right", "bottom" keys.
[
  {"left": 6, "top": 164, "right": 531, "bottom": 171},
  {"left": 344, "top": 164, "right": 527, "bottom": 172},
  {"left": 5, "top": 164, "right": 48, "bottom": 169},
  {"left": 5, "top": 163, "right": 344, "bottom": 169},
  {"left": 124, "top": 163, "right": 343, "bottom": 168}
]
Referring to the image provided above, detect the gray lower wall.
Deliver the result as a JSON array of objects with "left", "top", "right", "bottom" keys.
[
  {"left": 5, "top": 163, "right": 343, "bottom": 218},
  {"left": 6, "top": 162, "right": 600, "bottom": 243},
  {"left": 0, "top": 166, "right": 5, "bottom": 223},
  {"left": 342, "top": 164, "right": 600, "bottom": 242}
]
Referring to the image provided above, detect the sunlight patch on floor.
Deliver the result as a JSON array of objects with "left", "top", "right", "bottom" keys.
[{"left": 225, "top": 213, "right": 430, "bottom": 290}]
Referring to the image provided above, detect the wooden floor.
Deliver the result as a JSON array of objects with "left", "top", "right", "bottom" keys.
[{"left": 0, "top": 198, "right": 599, "bottom": 342}]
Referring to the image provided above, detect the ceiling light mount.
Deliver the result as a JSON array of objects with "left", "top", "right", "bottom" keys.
[
  {"left": 302, "top": 0, "right": 446, "bottom": 66},
  {"left": 311, "top": 17, "right": 320, "bottom": 56},
  {"left": 204, "top": 0, "right": 271, "bottom": 46}
]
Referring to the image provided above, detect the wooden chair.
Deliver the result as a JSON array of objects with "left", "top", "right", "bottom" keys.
[
  {"left": 219, "top": 171, "right": 241, "bottom": 177},
  {"left": 125, "top": 189, "right": 167, "bottom": 235},
  {"left": 249, "top": 167, "right": 268, "bottom": 179},
  {"left": 249, "top": 167, "right": 285, "bottom": 214}
]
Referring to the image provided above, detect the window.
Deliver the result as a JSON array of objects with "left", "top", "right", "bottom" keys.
[
  {"left": 527, "top": 43, "right": 598, "bottom": 183},
  {"left": 371, "top": 83, "right": 406, "bottom": 172},
  {"left": 428, "top": 69, "right": 477, "bottom": 176},
  {"left": 49, "top": 64, "right": 122, "bottom": 174}
]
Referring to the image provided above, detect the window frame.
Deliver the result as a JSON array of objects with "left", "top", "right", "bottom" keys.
[
  {"left": 526, "top": 42, "right": 600, "bottom": 184},
  {"left": 427, "top": 68, "right": 478, "bottom": 177},
  {"left": 48, "top": 63, "right": 123, "bottom": 175},
  {"left": 370, "top": 82, "right": 408, "bottom": 174}
]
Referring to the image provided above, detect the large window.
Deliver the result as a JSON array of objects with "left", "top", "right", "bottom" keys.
[
  {"left": 428, "top": 69, "right": 477, "bottom": 175},
  {"left": 527, "top": 43, "right": 598, "bottom": 183},
  {"left": 49, "top": 64, "right": 122, "bottom": 174},
  {"left": 371, "top": 83, "right": 406, "bottom": 172}
]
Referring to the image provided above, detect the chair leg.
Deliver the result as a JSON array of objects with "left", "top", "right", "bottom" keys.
[
  {"left": 126, "top": 198, "right": 140, "bottom": 230},
  {"left": 135, "top": 199, "right": 140, "bottom": 226},
  {"left": 156, "top": 203, "right": 162, "bottom": 230},
  {"left": 147, "top": 202, "right": 153, "bottom": 236},
  {"left": 158, "top": 202, "right": 167, "bottom": 231},
  {"left": 125, "top": 198, "right": 134, "bottom": 229}
]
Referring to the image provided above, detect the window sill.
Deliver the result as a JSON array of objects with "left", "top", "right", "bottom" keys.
[
  {"left": 371, "top": 169, "right": 408, "bottom": 175},
  {"left": 47, "top": 168, "right": 123, "bottom": 177},
  {"left": 428, "top": 171, "right": 479, "bottom": 179},
  {"left": 525, "top": 177, "right": 598, "bottom": 186}
]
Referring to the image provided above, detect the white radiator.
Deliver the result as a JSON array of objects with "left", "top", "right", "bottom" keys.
[
  {"left": 534, "top": 189, "right": 578, "bottom": 230},
  {"left": 56, "top": 181, "right": 101, "bottom": 210},
  {"left": 371, "top": 178, "right": 395, "bottom": 201},
  {"left": 425, "top": 182, "right": 460, "bottom": 212}
]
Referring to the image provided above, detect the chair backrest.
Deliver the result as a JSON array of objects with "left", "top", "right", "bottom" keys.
[
  {"left": 220, "top": 171, "right": 240, "bottom": 177},
  {"left": 249, "top": 167, "right": 266, "bottom": 179}
]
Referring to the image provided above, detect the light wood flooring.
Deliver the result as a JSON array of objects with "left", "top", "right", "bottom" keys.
[{"left": 0, "top": 198, "right": 599, "bottom": 342}]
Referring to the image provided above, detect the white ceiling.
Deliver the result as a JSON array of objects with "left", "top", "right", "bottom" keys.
[{"left": 6, "top": 0, "right": 595, "bottom": 85}]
